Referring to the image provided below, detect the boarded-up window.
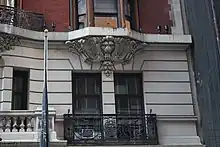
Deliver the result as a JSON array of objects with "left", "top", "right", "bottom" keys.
[
  {"left": 12, "top": 69, "right": 29, "bottom": 110},
  {"left": 94, "top": 0, "right": 117, "bottom": 28}
]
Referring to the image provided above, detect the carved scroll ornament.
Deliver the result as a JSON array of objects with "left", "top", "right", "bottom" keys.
[
  {"left": 66, "top": 36, "right": 147, "bottom": 76},
  {"left": 0, "top": 33, "right": 19, "bottom": 52}
]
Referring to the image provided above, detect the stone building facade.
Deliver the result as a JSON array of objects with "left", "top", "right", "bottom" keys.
[{"left": 0, "top": 0, "right": 204, "bottom": 146}]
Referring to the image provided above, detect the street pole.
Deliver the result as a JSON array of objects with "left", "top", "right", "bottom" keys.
[{"left": 40, "top": 29, "right": 49, "bottom": 147}]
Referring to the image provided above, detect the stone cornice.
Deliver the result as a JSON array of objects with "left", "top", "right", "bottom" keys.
[{"left": 0, "top": 24, "right": 192, "bottom": 44}]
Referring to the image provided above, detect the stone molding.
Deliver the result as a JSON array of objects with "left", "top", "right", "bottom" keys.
[
  {"left": 0, "top": 32, "right": 19, "bottom": 53},
  {"left": 66, "top": 35, "right": 147, "bottom": 76}
]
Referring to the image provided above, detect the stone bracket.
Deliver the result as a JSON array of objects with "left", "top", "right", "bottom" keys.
[
  {"left": 0, "top": 32, "right": 20, "bottom": 53},
  {"left": 66, "top": 35, "right": 147, "bottom": 76}
]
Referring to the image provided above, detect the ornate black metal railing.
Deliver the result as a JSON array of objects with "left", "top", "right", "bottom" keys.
[
  {"left": 64, "top": 114, "right": 158, "bottom": 145},
  {"left": 0, "top": 5, "right": 44, "bottom": 31}
]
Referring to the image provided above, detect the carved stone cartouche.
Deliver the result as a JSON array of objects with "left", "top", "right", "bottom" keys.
[{"left": 66, "top": 35, "right": 147, "bottom": 76}]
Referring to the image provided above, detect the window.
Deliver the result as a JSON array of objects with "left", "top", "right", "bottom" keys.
[
  {"left": 72, "top": 73, "right": 102, "bottom": 141},
  {"left": 124, "top": 0, "right": 136, "bottom": 30},
  {"left": 12, "top": 69, "right": 29, "bottom": 110},
  {"left": 72, "top": 73, "right": 102, "bottom": 114},
  {"left": 76, "top": 0, "right": 118, "bottom": 28},
  {"left": 94, "top": 0, "right": 118, "bottom": 28},
  {"left": 114, "top": 73, "right": 145, "bottom": 141},
  {"left": 77, "top": 0, "right": 86, "bottom": 29},
  {"left": 75, "top": 0, "right": 138, "bottom": 29},
  {"left": 114, "top": 73, "right": 144, "bottom": 114}
]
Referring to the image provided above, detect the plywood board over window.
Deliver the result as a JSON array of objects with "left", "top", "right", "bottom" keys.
[
  {"left": 95, "top": 16, "right": 117, "bottom": 28},
  {"left": 94, "top": 0, "right": 117, "bottom": 28}
]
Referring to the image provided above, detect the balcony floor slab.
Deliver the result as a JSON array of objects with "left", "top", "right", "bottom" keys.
[{"left": 0, "top": 143, "right": 206, "bottom": 147}]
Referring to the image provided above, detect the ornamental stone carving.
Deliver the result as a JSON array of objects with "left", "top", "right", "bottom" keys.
[
  {"left": 66, "top": 36, "right": 147, "bottom": 76},
  {"left": 0, "top": 33, "right": 20, "bottom": 52}
]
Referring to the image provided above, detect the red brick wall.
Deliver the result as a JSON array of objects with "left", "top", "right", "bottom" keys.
[
  {"left": 22, "top": 0, "right": 172, "bottom": 33},
  {"left": 22, "top": 0, "right": 69, "bottom": 32},
  {"left": 139, "top": 0, "right": 172, "bottom": 34}
]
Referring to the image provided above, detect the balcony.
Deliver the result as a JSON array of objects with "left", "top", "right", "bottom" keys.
[
  {"left": 63, "top": 114, "right": 158, "bottom": 146},
  {"left": 0, "top": 108, "right": 58, "bottom": 142},
  {"left": 0, "top": 5, "right": 44, "bottom": 31}
]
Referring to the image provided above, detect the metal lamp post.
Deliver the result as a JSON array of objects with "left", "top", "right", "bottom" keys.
[{"left": 40, "top": 29, "right": 49, "bottom": 147}]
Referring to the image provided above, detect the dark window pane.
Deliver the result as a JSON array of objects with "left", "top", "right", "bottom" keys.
[
  {"left": 115, "top": 78, "right": 128, "bottom": 94},
  {"left": 72, "top": 76, "right": 78, "bottom": 94},
  {"left": 87, "top": 98, "right": 100, "bottom": 113},
  {"left": 130, "top": 98, "right": 141, "bottom": 114},
  {"left": 124, "top": 0, "right": 131, "bottom": 16},
  {"left": 12, "top": 70, "right": 28, "bottom": 110},
  {"left": 13, "top": 77, "right": 23, "bottom": 92},
  {"left": 128, "top": 76, "right": 141, "bottom": 95},
  {"left": 12, "top": 94, "right": 22, "bottom": 110},
  {"left": 72, "top": 73, "right": 101, "bottom": 114},
  {"left": 127, "top": 77, "right": 135, "bottom": 94},
  {"left": 135, "top": 76, "right": 142, "bottom": 94},
  {"left": 114, "top": 73, "right": 143, "bottom": 115},
  {"left": 87, "top": 77, "right": 95, "bottom": 95},
  {"left": 74, "top": 97, "right": 100, "bottom": 114},
  {"left": 95, "top": 77, "right": 101, "bottom": 94},
  {"left": 117, "top": 98, "right": 129, "bottom": 114},
  {"left": 78, "top": 76, "right": 86, "bottom": 95}
]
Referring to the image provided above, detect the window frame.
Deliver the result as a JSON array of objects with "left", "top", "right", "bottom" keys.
[
  {"left": 114, "top": 73, "right": 145, "bottom": 115},
  {"left": 11, "top": 69, "right": 29, "bottom": 110},
  {"left": 93, "top": 0, "right": 118, "bottom": 28},
  {"left": 72, "top": 72, "right": 103, "bottom": 115},
  {"left": 114, "top": 73, "right": 146, "bottom": 141},
  {"left": 124, "top": 0, "right": 138, "bottom": 30}
]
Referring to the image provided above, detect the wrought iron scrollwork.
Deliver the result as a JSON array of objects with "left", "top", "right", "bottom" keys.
[
  {"left": 63, "top": 114, "right": 158, "bottom": 145},
  {"left": 104, "top": 117, "right": 117, "bottom": 139},
  {"left": 0, "top": 5, "right": 44, "bottom": 31}
]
